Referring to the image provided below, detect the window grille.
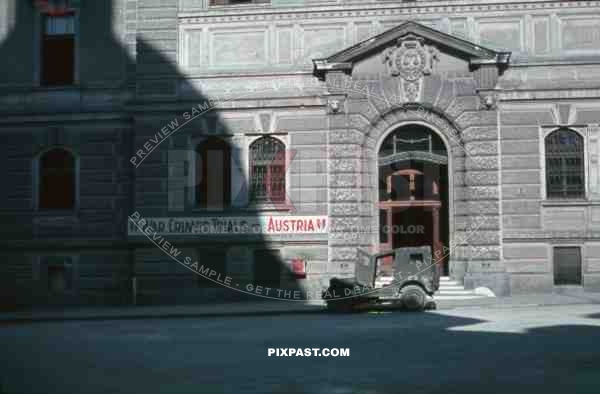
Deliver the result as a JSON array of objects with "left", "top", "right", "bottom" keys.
[
  {"left": 545, "top": 129, "right": 585, "bottom": 199},
  {"left": 249, "top": 137, "right": 286, "bottom": 204}
]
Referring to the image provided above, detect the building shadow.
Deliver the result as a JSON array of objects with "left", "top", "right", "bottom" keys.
[
  {"left": 0, "top": 0, "right": 304, "bottom": 310},
  {"left": 1, "top": 311, "right": 600, "bottom": 393}
]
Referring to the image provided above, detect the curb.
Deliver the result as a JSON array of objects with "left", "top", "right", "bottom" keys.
[{"left": 0, "top": 306, "right": 327, "bottom": 325}]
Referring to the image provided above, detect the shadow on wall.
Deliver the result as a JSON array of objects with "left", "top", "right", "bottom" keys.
[{"left": 0, "top": 0, "right": 304, "bottom": 309}]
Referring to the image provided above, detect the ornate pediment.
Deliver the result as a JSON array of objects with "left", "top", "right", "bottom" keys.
[{"left": 313, "top": 21, "right": 510, "bottom": 81}]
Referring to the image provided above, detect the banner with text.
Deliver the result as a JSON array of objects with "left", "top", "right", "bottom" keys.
[{"left": 128, "top": 215, "right": 329, "bottom": 236}]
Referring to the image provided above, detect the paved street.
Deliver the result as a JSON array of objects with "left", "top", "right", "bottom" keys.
[{"left": 1, "top": 304, "right": 600, "bottom": 394}]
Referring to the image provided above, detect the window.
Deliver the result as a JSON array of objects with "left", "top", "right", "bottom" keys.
[
  {"left": 40, "top": 8, "right": 75, "bottom": 86},
  {"left": 545, "top": 129, "right": 585, "bottom": 199},
  {"left": 553, "top": 247, "right": 582, "bottom": 285},
  {"left": 43, "top": 256, "right": 74, "bottom": 294},
  {"left": 196, "top": 248, "right": 227, "bottom": 288},
  {"left": 209, "top": 0, "right": 269, "bottom": 6},
  {"left": 379, "top": 124, "right": 447, "bottom": 158},
  {"left": 38, "top": 148, "right": 76, "bottom": 210},
  {"left": 196, "top": 137, "right": 231, "bottom": 209},
  {"left": 249, "top": 137, "right": 286, "bottom": 204},
  {"left": 253, "top": 249, "right": 281, "bottom": 288}
]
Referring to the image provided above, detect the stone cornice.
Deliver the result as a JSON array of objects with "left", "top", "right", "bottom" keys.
[
  {"left": 498, "top": 88, "right": 600, "bottom": 101},
  {"left": 179, "top": 1, "right": 600, "bottom": 23}
]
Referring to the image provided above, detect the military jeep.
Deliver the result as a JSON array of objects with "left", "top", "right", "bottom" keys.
[{"left": 322, "top": 246, "right": 439, "bottom": 312}]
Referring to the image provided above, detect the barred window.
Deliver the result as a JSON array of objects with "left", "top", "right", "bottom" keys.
[
  {"left": 39, "top": 148, "right": 76, "bottom": 210},
  {"left": 249, "top": 137, "right": 286, "bottom": 204},
  {"left": 545, "top": 129, "right": 585, "bottom": 199}
]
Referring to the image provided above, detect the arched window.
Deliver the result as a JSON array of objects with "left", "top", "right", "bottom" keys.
[
  {"left": 545, "top": 129, "right": 585, "bottom": 199},
  {"left": 38, "top": 148, "right": 76, "bottom": 210},
  {"left": 196, "top": 137, "right": 231, "bottom": 208},
  {"left": 249, "top": 137, "right": 286, "bottom": 203}
]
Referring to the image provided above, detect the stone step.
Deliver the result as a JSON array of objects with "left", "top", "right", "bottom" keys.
[
  {"left": 433, "top": 294, "right": 489, "bottom": 300},
  {"left": 435, "top": 276, "right": 494, "bottom": 299},
  {"left": 436, "top": 290, "right": 479, "bottom": 296},
  {"left": 439, "top": 276, "right": 457, "bottom": 282},
  {"left": 438, "top": 284, "right": 464, "bottom": 289},
  {"left": 438, "top": 284, "right": 472, "bottom": 289}
]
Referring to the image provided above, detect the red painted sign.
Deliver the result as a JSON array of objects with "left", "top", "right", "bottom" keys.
[{"left": 291, "top": 258, "right": 306, "bottom": 279}]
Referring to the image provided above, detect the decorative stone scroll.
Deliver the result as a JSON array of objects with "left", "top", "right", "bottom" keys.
[{"left": 382, "top": 34, "right": 439, "bottom": 103}]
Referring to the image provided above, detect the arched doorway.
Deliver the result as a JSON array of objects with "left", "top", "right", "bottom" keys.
[{"left": 377, "top": 124, "right": 449, "bottom": 277}]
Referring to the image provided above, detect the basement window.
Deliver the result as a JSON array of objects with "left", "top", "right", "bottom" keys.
[
  {"left": 196, "top": 248, "right": 227, "bottom": 288},
  {"left": 44, "top": 256, "right": 74, "bottom": 294},
  {"left": 253, "top": 249, "right": 281, "bottom": 288},
  {"left": 553, "top": 247, "right": 582, "bottom": 286}
]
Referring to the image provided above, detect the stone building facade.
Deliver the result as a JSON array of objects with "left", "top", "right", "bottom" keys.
[{"left": 1, "top": 0, "right": 600, "bottom": 308}]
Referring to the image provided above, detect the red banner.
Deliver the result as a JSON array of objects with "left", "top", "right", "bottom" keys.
[{"left": 33, "top": 0, "right": 73, "bottom": 16}]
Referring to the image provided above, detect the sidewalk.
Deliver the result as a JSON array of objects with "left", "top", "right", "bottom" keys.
[
  {"left": 0, "top": 300, "right": 327, "bottom": 324},
  {"left": 435, "top": 292, "right": 600, "bottom": 310},
  {"left": 1, "top": 293, "right": 599, "bottom": 323}
]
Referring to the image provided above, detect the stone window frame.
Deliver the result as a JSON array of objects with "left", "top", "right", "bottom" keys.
[
  {"left": 541, "top": 126, "right": 588, "bottom": 201},
  {"left": 33, "top": 4, "right": 81, "bottom": 87},
  {"left": 245, "top": 134, "right": 290, "bottom": 211},
  {"left": 32, "top": 146, "right": 81, "bottom": 213}
]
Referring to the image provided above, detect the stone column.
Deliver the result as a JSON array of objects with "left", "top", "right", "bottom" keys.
[
  {"left": 432, "top": 206, "right": 441, "bottom": 278},
  {"left": 588, "top": 124, "right": 600, "bottom": 199},
  {"left": 230, "top": 134, "right": 248, "bottom": 208}
]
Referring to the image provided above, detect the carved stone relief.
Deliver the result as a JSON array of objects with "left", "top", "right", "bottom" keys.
[{"left": 381, "top": 34, "right": 439, "bottom": 103}]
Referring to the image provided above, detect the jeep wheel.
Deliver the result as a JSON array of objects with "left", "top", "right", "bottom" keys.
[{"left": 401, "top": 285, "right": 427, "bottom": 311}]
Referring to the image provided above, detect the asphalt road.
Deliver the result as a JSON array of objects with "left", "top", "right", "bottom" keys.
[{"left": 1, "top": 304, "right": 600, "bottom": 394}]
